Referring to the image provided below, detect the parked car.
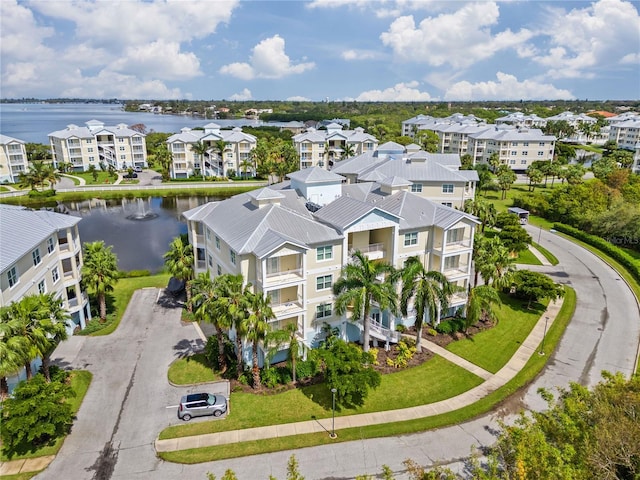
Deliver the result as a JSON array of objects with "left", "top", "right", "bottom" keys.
[
  {"left": 134, "top": 166, "right": 143, "bottom": 172},
  {"left": 123, "top": 172, "right": 138, "bottom": 179},
  {"left": 178, "top": 392, "right": 227, "bottom": 421}
]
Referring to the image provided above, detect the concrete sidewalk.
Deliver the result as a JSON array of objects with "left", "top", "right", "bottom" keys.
[
  {"left": 528, "top": 244, "right": 552, "bottom": 266},
  {"left": 155, "top": 298, "right": 564, "bottom": 454}
]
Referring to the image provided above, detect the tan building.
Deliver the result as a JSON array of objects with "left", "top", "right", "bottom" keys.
[
  {"left": 0, "top": 134, "right": 29, "bottom": 184},
  {"left": 166, "top": 123, "right": 257, "bottom": 178},
  {"left": 292, "top": 124, "right": 378, "bottom": 170},
  {"left": 49, "top": 120, "right": 147, "bottom": 172},
  {"left": 0, "top": 205, "right": 91, "bottom": 334},
  {"left": 183, "top": 167, "right": 477, "bottom": 365}
]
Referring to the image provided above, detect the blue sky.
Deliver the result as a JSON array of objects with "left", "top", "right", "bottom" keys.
[{"left": 1, "top": 0, "right": 639, "bottom": 101}]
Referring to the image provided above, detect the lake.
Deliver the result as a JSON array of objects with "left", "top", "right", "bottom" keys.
[
  {"left": 63, "top": 195, "right": 221, "bottom": 272},
  {"left": 0, "top": 102, "right": 282, "bottom": 144}
]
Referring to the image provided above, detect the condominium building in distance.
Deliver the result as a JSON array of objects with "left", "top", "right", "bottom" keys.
[
  {"left": 0, "top": 205, "right": 91, "bottom": 334},
  {"left": 166, "top": 123, "right": 257, "bottom": 178},
  {"left": 0, "top": 134, "right": 29, "bottom": 183},
  {"left": 292, "top": 124, "right": 378, "bottom": 170},
  {"left": 183, "top": 166, "right": 478, "bottom": 364},
  {"left": 49, "top": 120, "right": 148, "bottom": 172},
  {"left": 608, "top": 113, "right": 640, "bottom": 151}
]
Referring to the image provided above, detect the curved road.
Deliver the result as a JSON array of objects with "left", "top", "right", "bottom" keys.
[{"left": 37, "top": 228, "right": 640, "bottom": 480}]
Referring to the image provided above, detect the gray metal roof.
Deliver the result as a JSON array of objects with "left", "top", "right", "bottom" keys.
[
  {"left": 287, "top": 167, "right": 344, "bottom": 184},
  {"left": 0, "top": 134, "right": 25, "bottom": 145},
  {"left": 0, "top": 205, "right": 81, "bottom": 272},
  {"left": 313, "top": 195, "right": 398, "bottom": 232},
  {"left": 49, "top": 121, "right": 145, "bottom": 139},
  {"left": 248, "top": 187, "right": 285, "bottom": 200},
  {"left": 362, "top": 156, "right": 471, "bottom": 182}
]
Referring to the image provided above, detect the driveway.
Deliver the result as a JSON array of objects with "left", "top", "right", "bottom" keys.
[{"left": 36, "top": 228, "right": 640, "bottom": 480}]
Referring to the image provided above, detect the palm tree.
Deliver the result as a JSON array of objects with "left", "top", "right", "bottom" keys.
[
  {"left": 488, "top": 152, "right": 500, "bottom": 173},
  {"left": 43, "top": 163, "right": 61, "bottom": 190},
  {"left": 10, "top": 295, "right": 50, "bottom": 380},
  {"left": 82, "top": 241, "right": 119, "bottom": 322},
  {"left": 0, "top": 307, "right": 29, "bottom": 398},
  {"left": 213, "top": 140, "right": 229, "bottom": 176},
  {"left": 341, "top": 143, "right": 356, "bottom": 160},
  {"left": 333, "top": 251, "right": 398, "bottom": 352},
  {"left": 212, "top": 274, "right": 252, "bottom": 377},
  {"left": 464, "top": 285, "right": 502, "bottom": 334},
  {"left": 155, "top": 144, "right": 173, "bottom": 181},
  {"left": 266, "top": 321, "right": 306, "bottom": 383},
  {"left": 163, "top": 234, "right": 194, "bottom": 312},
  {"left": 478, "top": 238, "right": 516, "bottom": 289},
  {"left": 190, "top": 141, "right": 209, "bottom": 176},
  {"left": 400, "top": 256, "right": 455, "bottom": 350},
  {"left": 246, "top": 292, "right": 273, "bottom": 388},
  {"left": 189, "top": 272, "right": 230, "bottom": 373},
  {"left": 36, "top": 293, "right": 69, "bottom": 382},
  {"left": 239, "top": 158, "right": 254, "bottom": 178}
]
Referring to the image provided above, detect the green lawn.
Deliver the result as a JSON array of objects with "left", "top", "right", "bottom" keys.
[
  {"left": 83, "top": 274, "right": 171, "bottom": 336},
  {"left": 446, "top": 293, "right": 548, "bottom": 373},
  {"left": 159, "top": 355, "right": 483, "bottom": 440},
  {"left": 1, "top": 371, "right": 92, "bottom": 462},
  {"left": 168, "top": 353, "right": 221, "bottom": 385},
  {"left": 532, "top": 241, "right": 559, "bottom": 265},
  {"left": 159, "top": 287, "right": 577, "bottom": 463},
  {"left": 481, "top": 182, "right": 563, "bottom": 214},
  {"left": 515, "top": 247, "right": 542, "bottom": 265},
  {"left": 69, "top": 171, "right": 118, "bottom": 185}
]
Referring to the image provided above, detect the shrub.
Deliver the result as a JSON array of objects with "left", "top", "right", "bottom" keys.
[
  {"left": 495, "top": 212, "right": 521, "bottom": 228},
  {"left": 122, "top": 269, "right": 152, "bottom": 278},
  {"left": 204, "top": 335, "right": 236, "bottom": 374},
  {"left": 260, "top": 368, "right": 280, "bottom": 389},
  {"left": 369, "top": 347, "right": 380, "bottom": 365},
  {"left": 436, "top": 318, "right": 466, "bottom": 335},
  {"left": 295, "top": 359, "right": 318, "bottom": 380},
  {"left": 275, "top": 366, "right": 292, "bottom": 385},
  {"left": 395, "top": 324, "right": 407, "bottom": 333},
  {"left": 27, "top": 189, "right": 56, "bottom": 198},
  {"left": 387, "top": 340, "right": 417, "bottom": 369}
]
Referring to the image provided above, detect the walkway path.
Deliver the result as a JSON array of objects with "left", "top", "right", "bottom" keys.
[
  {"left": 528, "top": 244, "right": 552, "bottom": 266},
  {"left": 154, "top": 298, "right": 563, "bottom": 453}
]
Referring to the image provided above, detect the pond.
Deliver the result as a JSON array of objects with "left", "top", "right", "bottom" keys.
[{"left": 63, "top": 196, "right": 220, "bottom": 272}]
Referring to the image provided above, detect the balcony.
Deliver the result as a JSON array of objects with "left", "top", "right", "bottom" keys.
[
  {"left": 444, "top": 264, "right": 469, "bottom": 279},
  {"left": 196, "top": 260, "right": 206, "bottom": 270},
  {"left": 443, "top": 240, "right": 472, "bottom": 253},
  {"left": 449, "top": 291, "right": 468, "bottom": 306},
  {"left": 271, "top": 299, "right": 304, "bottom": 318},
  {"left": 264, "top": 268, "right": 304, "bottom": 285},
  {"left": 348, "top": 243, "right": 385, "bottom": 260}
]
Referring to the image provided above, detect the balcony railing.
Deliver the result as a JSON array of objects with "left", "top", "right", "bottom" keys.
[
  {"left": 265, "top": 268, "right": 303, "bottom": 282},
  {"left": 349, "top": 243, "right": 385, "bottom": 260},
  {"left": 444, "top": 265, "right": 469, "bottom": 278},
  {"left": 369, "top": 317, "right": 400, "bottom": 343},
  {"left": 444, "top": 240, "right": 472, "bottom": 251},
  {"left": 271, "top": 299, "right": 304, "bottom": 317}
]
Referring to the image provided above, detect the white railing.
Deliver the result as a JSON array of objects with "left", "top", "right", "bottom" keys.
[
  {"left": 271, "top": 299, "right": 304, "bottom": 317},
  {"left": 265, "top": 267, "right": 303, "bottom": 280},
  {"left": 349, "top": 243, "right": 385, "bottom": 255},
  {"left": 445, "top": 240, "right": 472, "bottom": 250},
  {"left": 369, "top": 317, "right": 400, "bottom": 343}
]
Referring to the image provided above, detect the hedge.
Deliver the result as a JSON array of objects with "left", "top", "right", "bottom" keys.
[{"left": 553, "top": 223, "right": 640, "bottom": 283}]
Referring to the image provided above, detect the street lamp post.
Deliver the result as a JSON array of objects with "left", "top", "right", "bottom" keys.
[
  {"left": 539, "top": 316, "right": 549, "bottom": 355},
  {"left": 330, "top": 388, "right": 337, "bottom": 438},
  {"left": 538, "top": 225, "right": 542, "bottom": 245}
]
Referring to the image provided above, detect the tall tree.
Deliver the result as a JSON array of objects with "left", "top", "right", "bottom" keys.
[
  {"left": 43, "top": 163, "right": 61, "bottom": 190},
  {"left": 266, "top": 322, "right": 306, "bottom": 383},
  {"left": 82, "top": 241, "right": 119, "bottom": 322},
  {"left": 154, "top": 144, "right": 173, "bottom": 181},
  {"left": 0, "top": 307, "right": 29, "bottom": 398},
  {"left": 496, "top": 165, "right": 517, "bottom": 200},
  {"left": 488, "top": 152, "right": 500, "bottom": 173},
  {"left": 190, "top": 141, "right": 210, "bottom": 176},
  {"left": 163, "top": 235, "right": 195, "bottom": 312},
  {"left": 333, "top": 251, "right": 398, "bottom": 352},
  {"left": 189, "top": 272, "right": 230, "bottom": 373},
  {"left": 400, "top": 256, "right": 455, "bottom": 350},
  {"left": 476, "top": 237, "right": 516, "bottom": 289},
  {"left": 464, "top": 285, "right": 502, "bottom": 334},
  {"left": 9, "top": 295, "right": 51, "bottom": 380},
  {"left": 35, "top": 293, "right": 69, "bottom": 382},
  {"left": 211, "top": 274, "right": 252, "bottom": 377},
  {"left": 246, "top": 292, "right": 273, "bottom": 388}
]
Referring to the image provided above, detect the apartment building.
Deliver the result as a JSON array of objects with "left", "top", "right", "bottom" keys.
[
  {"left": 495, "top": 112, "right": 547, "bottom": 128},
  {"left": 401, "top": 113, "right": 484, "bottom": 138},
  {"left": 292, "top": 124, "right": 378, "bottom": 170},
  {"left": 0, "top": 205, "right": 91, "bottom": 335},
  {"left": 166, "top": 123, "right": 257, "bottom": 178},
  {"left": 332, "top": 142, "right": 477, "bottom": 209},
  {"left": 183, "top": 167, "right": 477, "bottom": 364},
  {"left": 49, "top": 120, "right": 147, "bottom": 172},
  {"left": 0, "top": 134, "right": 29, "bottom": 183},
  {"left": 608, "top": 114, "right": 640, "bottom": 151},
  {"left": 468, "top": 127, "right": 556, "bottom": 171}
]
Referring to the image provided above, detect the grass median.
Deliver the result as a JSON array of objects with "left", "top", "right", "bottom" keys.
[{"left": 158, "top": 286, "right": 576, "bottom": 464}]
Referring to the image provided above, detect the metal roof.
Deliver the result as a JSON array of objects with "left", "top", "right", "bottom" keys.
[
  {"left": 287, "top": 167, "right": 344, "bottom": 184},
  {"left": 0, "top": 205, "right": 81, "bottom": 272}
]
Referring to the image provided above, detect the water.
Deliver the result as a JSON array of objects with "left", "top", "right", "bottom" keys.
[
  {"left": 62, "top": 195, "right": 220, "bottom": 272},
  {"left": 0, "top": 102, "right": 281, "bottom": 144}
]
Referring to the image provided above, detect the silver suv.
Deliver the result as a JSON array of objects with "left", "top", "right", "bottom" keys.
[{"left": 178, "top": 392, "right": 227, "bottom": 421}]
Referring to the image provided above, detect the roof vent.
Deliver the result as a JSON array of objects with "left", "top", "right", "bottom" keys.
[{"left": 305, "top": 202, "right": 322, "bottom": 213}]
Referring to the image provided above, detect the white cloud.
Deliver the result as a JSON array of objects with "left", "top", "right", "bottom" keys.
[
  {"left": 60, "top": 71, "right": 187, "bottom": 99},
  {"left": 341, "top": 49, "right": 376, "bottom": 61},
  {"left": 109, "top": 41, "right": 202, "bottom": 81},
  {"left": 444, "top": 72, "right": 575, "bottom": 101},
  {"left": 307, "top": 0, "right": 447, "bottom": 19},
  {"left": 534, "top": 0, "right": 640, "bottom": 79},
  {"left": 229, "top": 88, "right": 253, "bottom": 101},
  {"left": 380, "top": 2, "right": 534, "bottom": 68},
  {"left": 220, "top": 35, "right": 315, "bottom": 80},
  {"left": 287, "top": 96, "right": 312, "bottom": 101},
  {"left": 0, "top": 1, "right": 55, "bottom": 62},
  {"left": 346, "top": 81, "right": 435, "bottom": 101}
]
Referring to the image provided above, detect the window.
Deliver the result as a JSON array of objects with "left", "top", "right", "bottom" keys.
[
  {"left": 511, "top": 142, "right": 518, "bottom": 146},
  {"left": 411, "top": 183, "right": 423, "bottom": 193},
  {"left": 205, "top": 228, "right": 210, "bottom": 240},
  {"left": 208, "top": 255, "right": 213, "bottom": 267},
  {"left": 88, "top": 156, "right": 95, "bottom": 162},
  {"left": 404, "top": 232, "right": 418, "bottom": 246},
  {"left": 86, "top": 139, "right": 92, "bottom": 144},
  {"left": 120, "top": 154, "right": 126, "bottom": 160},
  {"left": 510, "top": 159, "right": 516, "bottom": 164},
  {"left": 32, "top": 248, "right": 41, "bottom": 266},
  {"left": 316, "top": 274, "right": 332, "bottom": 290},
  {"left": 510, "top": 151, "right": 517, "bottom": 156},
  {"left": 52, "top": 266, "right": 59, "bottom": 283},
  {"left": 316, "top": 303, "right": 332, "bottom": 319},
  {"left": 266, "top": 257, "right": 279, "bottom": 275},
  {"left": 87, "top": 147, "right": 94, "bottom": 153},
  {"left": 38, "top": 280, "right": 46, "bottom": 294},
  {"left": 215, "top": 236, "right": 220, "bottom": 249},
  {"left": 47, "top": 237, "right": 55, "bottom": 254},
  {"left": 442, "top": 184, "right": 454, "bottom": 194},
  {"left": 119, "top": 146, "right": 126, "bottom": 151},
  {"left": 521, "top": 159, "right": 527, "bottom": 164},
  {"left": 537, "top": 151, "right": 544, "bottom": 156},
  {"left": 217, "top": 264, "right": 222, "bottom": 276},
  {"left": 447, "top": 228, "right": 464, "bottom": 243},
  {"left": 539, "top": 142, "right": 545, "bottom": 146},
  {"left": 444, "top": 256, "right": 460, "bottom": 270},
  {"left": 119, "top": 138, "right": 125, "bottom": 143},
  {"left": 442, "top": 202, "right": 453, "bottom": 207},
  {"left": 230, "top": 250, "right": 236, "bottom": 265},
  {"left": 317, "top": 245, "right": 333, "bottom": 261},
  {"left": 523, "top": 142, "right": 529, "bottom": 146},
  {"left": 522, "top": 151, "right": 528, "bottom": 155},
  {"left": 7, "top": 266, "right": 18, "bottom": 288}
]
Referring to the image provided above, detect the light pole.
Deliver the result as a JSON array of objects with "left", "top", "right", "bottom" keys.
[
  {"left": 330, "top": 388, "right": 337, "bottom": 438},
  {"left": 538, "top": 225, "right": 542, "bottom": 245},
  {"left": 539, "top": 316, "right": 549, "bottom": 355}
]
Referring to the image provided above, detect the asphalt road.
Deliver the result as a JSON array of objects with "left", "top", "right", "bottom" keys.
[{"left": 37, "top": 228, "right": 640, "bottom": 480}]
